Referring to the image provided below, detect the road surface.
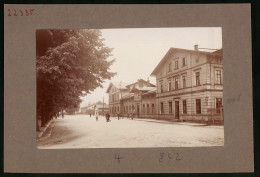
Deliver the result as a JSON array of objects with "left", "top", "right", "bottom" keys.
[{"left": 37, "top": 115, "right": 224, "bottom": 149}]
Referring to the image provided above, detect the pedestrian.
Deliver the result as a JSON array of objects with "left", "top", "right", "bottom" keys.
[
  {"left": 96, "top": 112, "right": 99, "bottom": 121},
  {"left": 117, "top": 113, "right": 120, "bottom": 120},
  {"left": 106, "top": 112, "right": 111, "bottom": 122},
  {"left": 90, "top": 113, "right": 91, "bottom": 118},
  {"left": 131, "top": 113, "right": 134, "bottom": 120}
]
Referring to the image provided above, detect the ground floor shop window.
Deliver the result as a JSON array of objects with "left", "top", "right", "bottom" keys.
[
  {"left": 152, "top": 104, "right": 155, "bottom": 114},
  {"left": 196, "top": 99, "right": 201, "bottom": 114},
  {"left": 183, "top": 100, "right": 187, "bottom": 114},
  {"left": 169, "top": 102, "right": 172, "bottom": 114},
  {"left": 216, "top": 98, "right": 222, "bottom": 114},
  {"left": 160, "top": 102, "right": 164, "bottom": 114}
]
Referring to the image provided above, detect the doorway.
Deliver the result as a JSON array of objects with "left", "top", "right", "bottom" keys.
[
  {"left": 137, "top": 105, "right": 140, "bottom": 117},
  {"left": 175, "top": 101, "right": 179, "bottom": 119}
]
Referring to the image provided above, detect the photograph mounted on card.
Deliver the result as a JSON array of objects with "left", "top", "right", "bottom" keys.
[{"left": 4, "top": 4, "right": 253, "bottom": 173}]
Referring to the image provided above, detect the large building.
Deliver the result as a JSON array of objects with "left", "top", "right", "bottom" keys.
[
  {"left": 106, "top": 45, "right": 223, "bottom": 124},
  {"left": 150, "top": 45, "right": 223, "bottom": 123}
]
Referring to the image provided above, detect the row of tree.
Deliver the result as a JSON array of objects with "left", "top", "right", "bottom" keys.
[{"left": 36, "top": 29, "right": 116, "bottom": 131}]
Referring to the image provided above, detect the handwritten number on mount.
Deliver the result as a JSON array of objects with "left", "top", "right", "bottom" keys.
[
  {"left": 114, "top": 154, "right": 124, "bottom": 164},
  {"left": 8, "top": 9, "right": 11, "bottom": 16},
  {"left": 26, "top": 10, "right": 29, "bottom": 16},
  {"left": 159, "top": 152, "right": 165, "bottom": 162},
  {"left": 168, "top": 153, "right": 172, "bottom": 161},
  {"left": 159, "top": 152, "right": 181, "bottom": 163},
  {"left": 30, "top": 9, "right": 34, "bottom": 15},
  {"left": 176, "top": 153, "right": 181, "bottom": 161},
  {"left": 7, "top": 9, "right": 35, "bottom": 16},
  {"left": 14, "top": 9, "right": 17, "bottom": 16}
]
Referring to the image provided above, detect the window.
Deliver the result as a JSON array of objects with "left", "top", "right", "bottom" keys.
[
  {"left": 175, "top": 78, "right": 179, "bottom": 90},
  {"left": 183, "top": 100, "right": 187, "bottom": 114},
  {"left": 152, "top": 104, "right": 155, "bottom": 114},
  {"left": 160, "top": 82, "right": 163, "bottom": 93},
  {"left": 147, "top": 104, "right": 149, "bottom": 114},
  {"left": 168, "top": 79, "right": 171, "bottom": 91},
  {"left": 175, "top": 60, "right": 179, "bottom": 69},
  {"left": 182, "top": 57, "right": 186, "bottom": 67},
  {"left": 168, "top": 62, "right": 172, "bottom": 72},
  {"left": 196, "top": 99, "right": 201, "bottom": 114},
  {"left": 215, "top": 70, "right": 222, "bottom": 84},
  {"left": 160, "top": 102, "right": 164, "bottom": 114},
  {"left": 196, "top": 72, "right": 200, "bottom": 86},
  {"left": 216, "top": 98, "right": 222, "bottom": 114},
  {"left": 182, "top": 76, "right": 186, "bottom": 88},
  {"left": 169, "top": 102, "right": 172, "bottom": 114}
]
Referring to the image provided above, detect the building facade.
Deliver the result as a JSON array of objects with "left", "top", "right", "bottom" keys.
[{"left": 150, "top": 45, "right": 223, "bottom": 123}]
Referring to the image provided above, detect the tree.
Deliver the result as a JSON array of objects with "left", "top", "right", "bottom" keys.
[{"left": 36, "top": 29, "right": 116, "bottom": 130}]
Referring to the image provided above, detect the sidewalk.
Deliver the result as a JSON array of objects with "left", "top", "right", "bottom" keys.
[
  {"left": 37, "top": 120, "right": 53, "bottom": 138},
  {"left": 110, "top": 116, "right": 208, "bottom": 126}
]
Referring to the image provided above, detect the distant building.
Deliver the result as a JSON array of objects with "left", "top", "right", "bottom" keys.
[
  {"left": 121, "top": 79, "right": 156, "bottom": 118},
  {"left": 106, "top": 79, "right": 155, "bottom": 117},
  {"left": 80, "top": 105, "right": 95, "bottom": 115},
  {"left": 95, "top": 103, "right": 109, "bottom": 115},
  {"left": 106, "top": 82, "right": 130, "bottom": 116},
  {"left": 150, "top": 45, "right": 223, "bottom": 123}
]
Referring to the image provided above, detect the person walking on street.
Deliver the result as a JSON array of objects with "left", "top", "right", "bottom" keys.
[
  {"left": 96, "top": 112, "right": 99, "bottom": 121},
  {"left": 106, "top": 112, "right": 111, "bottom": 122},
  {"left": 131, "top": 113, "right": 134, "bottom": 120}
]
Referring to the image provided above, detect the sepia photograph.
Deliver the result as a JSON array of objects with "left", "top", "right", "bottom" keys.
[{"left": 36, "top": 28, "right": 224, "bottom": 149}]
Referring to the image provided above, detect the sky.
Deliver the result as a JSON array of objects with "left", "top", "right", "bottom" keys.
[{"left": 80, "top": 27, "right": 222, "bottom": 107}]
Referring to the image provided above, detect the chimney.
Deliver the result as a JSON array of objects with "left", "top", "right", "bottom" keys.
[{"left": 194, "top": 44, "right": 198, "bottom": 51}]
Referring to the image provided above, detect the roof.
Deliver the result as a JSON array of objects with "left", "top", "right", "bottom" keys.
[
  {"left": 126, "top": 79, "right": 156, "bottom": 88},
  {"left": 106, "top": 82, "right": 130, "bottom": 93},
  {"left": 130, "top": 86, "right": 156, "bottom": 93},
  {"left": 142, "top": 87, "right": 157, "bottom": 95},
  {"left": 150, "top": 47, "right": 222, "bottom": 76}
]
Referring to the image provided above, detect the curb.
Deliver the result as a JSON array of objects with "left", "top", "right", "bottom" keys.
[{"left": 37, "top": 120, "right": 53, "bottom": 138}]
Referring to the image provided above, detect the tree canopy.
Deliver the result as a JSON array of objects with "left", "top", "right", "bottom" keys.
[{"left": 36, "top": 29, "right": 116, "bottom": 125}]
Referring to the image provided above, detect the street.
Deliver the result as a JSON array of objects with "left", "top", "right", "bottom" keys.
[{"left": 37, "top": 115, "right": 224, "bottom": 149}]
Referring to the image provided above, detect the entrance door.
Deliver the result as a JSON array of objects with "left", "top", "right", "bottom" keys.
[
  {"left": 216, "top": 98, "right": 222, "bottom": 114},
  {"left": 175, "top": 101, "right": 179, "bottom": 119},
  {"left": 137, "top": 105, "right": 140, "bottom": 117}
]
